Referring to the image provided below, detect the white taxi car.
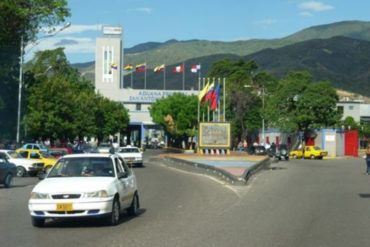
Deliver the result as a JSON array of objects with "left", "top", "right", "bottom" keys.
[
  {"left": 28, "top": 153, "right": 140, "bottom": 227},
  {"left": 0, "top": 149, "right": 44, "bottom": 177},
  {"left": 117, "top": 146, "right": 143, "bottom": 167}
]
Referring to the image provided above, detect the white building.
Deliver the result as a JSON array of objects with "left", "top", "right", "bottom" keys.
[
  {"left": 337, "top": 99, "right": 370, "bottom": 123},
  {"left": 95, "top": 26, "right": 198, "bottom": 146}
]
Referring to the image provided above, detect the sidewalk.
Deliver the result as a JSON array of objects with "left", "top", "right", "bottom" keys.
[{"left": 152, "top": 151, "right": 271, "bottom": 185}]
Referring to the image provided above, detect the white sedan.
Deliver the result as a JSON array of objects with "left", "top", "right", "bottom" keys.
[
  {"left": 117, "top": 146, "right": 143, "bottom": 167},
  {"left": 0, "top": 149, "right": 44, "bottom": 177},
  {"left": 28, "top": 153, "right": 140, "bottom": 227}
]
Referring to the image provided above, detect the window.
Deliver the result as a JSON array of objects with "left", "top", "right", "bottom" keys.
[
  {"left": 136, "top": 103, "right": 141, "bottom": 111},
  {"left": 337, "top": 106, "right": 343, "bottom": 115},
  {"left": 349, "top": 105, "right": 354, "bottom": 110}
]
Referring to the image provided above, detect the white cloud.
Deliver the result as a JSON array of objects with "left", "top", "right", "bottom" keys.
[
  {"left": 41, "top": 24, "right": 103, "bottom": 35},
  {"left": 24, "top": 36, "right": 96, "bottom": 61},
  {"left": 299, "top": 11, "right": 313, "bottom": 17},
  {"left": 299, "top": 1, "right": 334, "bottom": 12},
  {"left": 127, "top": 7, "right": 153, "bottom": 14}
]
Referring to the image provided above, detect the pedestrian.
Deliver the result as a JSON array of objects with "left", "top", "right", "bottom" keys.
[{"left": 365, "top": 145, "right": 370, "bottom": 175}]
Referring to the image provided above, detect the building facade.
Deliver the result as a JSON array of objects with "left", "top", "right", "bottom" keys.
[{"left": 95, "top": 26, "right": 197, "bottom": 147}]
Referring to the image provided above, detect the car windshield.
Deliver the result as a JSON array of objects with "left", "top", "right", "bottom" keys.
[
  {"left": 119, "top": 148, "right": 139, "bottom": 153},
  {"left": 7, "top": 151, "right": 23, "bottom": 158},
  {"left": 48, "top": 157, "right": 115, "bottom": 178},
  {"left": 314, "top": 146, "right": 321, "bottom": 150}
]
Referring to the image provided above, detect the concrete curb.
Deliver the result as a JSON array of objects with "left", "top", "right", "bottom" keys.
[{"left": 150, "top": 156, "right": 271, "bottom": 186}]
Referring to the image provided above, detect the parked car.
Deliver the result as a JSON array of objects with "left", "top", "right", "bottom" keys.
[
  {"left": 247, "top": 145, "right": 268, "bottom": 155},
  {"left": 97, "top": 143, "right": 114, "bottom": 153},
  {"left": 290, "top": 146, "right": 328, "bottom": 159},
  {"left": 28, "top": 153, "right": 140, "bottom": 227},
  {"left": 20, "top": 143, "right": 49, "bottom": 152},
  {"left": 0, "top": 149, "right": 44, "bottom": 177},
  {"left": 16, "top": 149, "right": 57, "bottom": 173},
  {"left": 72, "top": 143, "right": 97, "bottom": 154},
  {"left": 117, "top": 146, "right": 143, "bottom": 167},
  {"left": 0, "top": 156, "right": 16, "bottom": 188}
]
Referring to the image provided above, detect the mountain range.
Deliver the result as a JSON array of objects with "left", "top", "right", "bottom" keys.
[{"left": 74, "top": 20, "right": 370, "bottom": 97}]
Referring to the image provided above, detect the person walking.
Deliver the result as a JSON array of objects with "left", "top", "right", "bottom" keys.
[{"left": 365, "top": 145, "right": 370, "bottom": 175}]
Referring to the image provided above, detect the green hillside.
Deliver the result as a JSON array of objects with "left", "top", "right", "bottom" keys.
[
  {"left": 74, "top": 20, "right": 370, "bottom": 95},
  {"left": 245, "top": 36, "right": 370, "bottom": 96}
]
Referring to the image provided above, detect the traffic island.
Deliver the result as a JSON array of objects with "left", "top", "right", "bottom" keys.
[{"left": 151, "top": 152, "right": 271, "bottom": 186}]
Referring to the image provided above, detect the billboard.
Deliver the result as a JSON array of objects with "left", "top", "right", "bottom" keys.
[
  {"left": 199, "top": 122, "right": 231, "bottom": 148},
  {"left": 103, "top": 26, "right": 122, "bottom": 35}
]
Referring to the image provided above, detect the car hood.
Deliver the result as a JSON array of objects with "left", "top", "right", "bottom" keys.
[{"left": 33, "top": 177, "right": 115, "bottom": 194}]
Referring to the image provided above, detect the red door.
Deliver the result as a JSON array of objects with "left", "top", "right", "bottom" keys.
[{"left": 344, "top": 130, "right": 358, "bottom": 157}]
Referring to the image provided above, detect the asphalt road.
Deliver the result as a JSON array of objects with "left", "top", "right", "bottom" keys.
[{"left": 1, "top": 151, "right": 370, "bottom": 247}]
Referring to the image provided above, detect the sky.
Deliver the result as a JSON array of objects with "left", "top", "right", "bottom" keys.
[{"left": 27, "top": 0, "right": 370, "bottom": 64}]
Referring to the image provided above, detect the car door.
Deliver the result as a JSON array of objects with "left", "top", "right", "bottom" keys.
[
  {"left": 120, "top": 157, "right": 136, "bottom": 195},
  {"left": 114, "top": 157, "right": 131, "bottom": 208}
]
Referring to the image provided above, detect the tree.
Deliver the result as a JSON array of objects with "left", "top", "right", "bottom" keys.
[
  {"left": 149, "top": 93, "right": 198, "bottom": 147},
  {"left": 208, "top": 59, "right": 273, "bottom": 143},
  {"left": 265, "top": 71, "right": 341, "bottom": 136},
  {"left": 94, "top": 95, "right": 129, "bottom": 142},
  {"left": 24, "top": 48, "right": 130, "bottom": 142},
  {"left": 0, "top": 0, "right": 70, "bottom": 140}
]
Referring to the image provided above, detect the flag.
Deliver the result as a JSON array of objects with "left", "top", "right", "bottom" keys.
[
  {"left": 198, "top": 82, "right": 210, "bottom": 102},
  {"left": 203, "top": 82, "right": 215, "bottom": 103},
  {"left": 111, "top": 63, "right": 118, "bottom": 70},
  {"left": 135, "top": 63, "right": 146, "bottom": 72},
  {"left": 191, "top": 64, "right": 201, "bottom": 73},
  {"left": 210, "top": 84, "right": 221, "bottom": 111},
  {"left": 154, "top": 64, "right": 165, "bottom": 73},
  {"left": 124, "top": 64, "right": 133, "bottom": 71},
  {"left": 172, "top": 64, "right": 184, "bottom": 73}
]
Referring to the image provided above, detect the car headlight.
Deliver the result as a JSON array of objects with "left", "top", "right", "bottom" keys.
[
  {"left": 30, "top": 192, "right": 50, "bottom": 199},
  {"left": 82, "top": 190, "right": 109, "bottom": 198}
]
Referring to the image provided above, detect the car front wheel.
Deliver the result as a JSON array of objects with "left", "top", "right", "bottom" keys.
[
  {"left": 106, "top": 198, "right": 120, "bottom": 226},
  {"left": 16, "top": 166, "right": 27, "bottom": 177},
  {"left": 127, "top": 193, "right": 140, "bottom": 216},
  {"left": 4, "top": 173, "right": 13, "bottom": 188}
]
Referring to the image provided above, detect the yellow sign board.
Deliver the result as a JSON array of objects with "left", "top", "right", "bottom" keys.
[{"left": 199, "top": 122, "right": 231, "bottom": 148}]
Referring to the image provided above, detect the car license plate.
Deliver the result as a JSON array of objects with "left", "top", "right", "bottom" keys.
[{"left": 56, "top": 203, "right": 73, "bottom": 211}]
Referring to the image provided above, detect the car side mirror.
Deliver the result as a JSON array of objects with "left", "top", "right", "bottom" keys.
[{"left": 118, "top": 171, "right": 128, "bottom": 179}]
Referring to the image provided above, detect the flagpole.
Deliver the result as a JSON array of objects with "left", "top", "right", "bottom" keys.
[
  {"left": 164, "top": 65, "right": 166, "bottom": 90},
  {"left": 198, "top": 63, "right": 201, "bottom": 90},
  {"left": 223, "top": 77, "right": 226, "bottom": 121},
  {"left": 197, "top": 77, "right": 201, "bottom": 123},
  {"left": 207, "top": 78, "right": 210, "bottom": 122},
  {"left": 182, "top": 62, "right": 185, "bottom": 90},
  {"left": 202, "top": 77, "right": 205, "bottom": 122},
  {"left": 144, "top": 62, "right": 147, "bottom": 89}
]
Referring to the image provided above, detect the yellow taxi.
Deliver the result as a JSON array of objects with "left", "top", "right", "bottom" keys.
[
  {"left": 290, "top": 146, "right": 328, "bottom": 160},
  {"left": 16, "top": 149, "right": 57, "bottom": 172}
]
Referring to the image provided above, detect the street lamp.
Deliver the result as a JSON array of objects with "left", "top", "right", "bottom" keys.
[
  {"left": 244, "top": 84, "right": 265, "bottom": 145},
  {"left": 16, "top": 22, "right": 71, "bottom": 145}
]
